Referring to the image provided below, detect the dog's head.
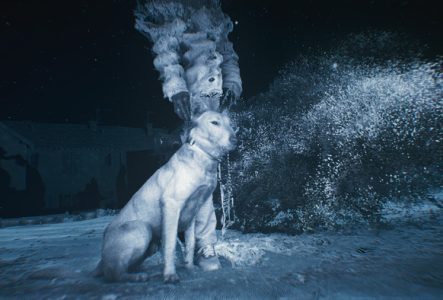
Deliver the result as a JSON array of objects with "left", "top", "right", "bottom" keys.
[{"left": 189, "top": 110, "right": 237, "bottom": 159}]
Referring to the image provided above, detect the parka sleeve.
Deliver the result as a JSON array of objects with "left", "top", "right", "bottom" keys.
[
  {"left": 135, "top": 16, "right": 189, "bottom": 101},
  {"left": 217, "top": 38, "right": 242, "bottom": 99},
  {"left": 216, "top": 17, "right": 242, "bottom": 99}
]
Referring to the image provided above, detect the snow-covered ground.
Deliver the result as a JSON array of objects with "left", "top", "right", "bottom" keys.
[{"left": 1, "top": 210, "right": 443, "bottom": 299}]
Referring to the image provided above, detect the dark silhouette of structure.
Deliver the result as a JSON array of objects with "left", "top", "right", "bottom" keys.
[{"left": 0, "top": 121, "right": 179, "bottom": 217}]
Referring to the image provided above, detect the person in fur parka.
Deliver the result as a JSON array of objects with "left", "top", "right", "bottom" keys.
[{"left": 134, "top": 0, "right": 242, "bottom": 271}]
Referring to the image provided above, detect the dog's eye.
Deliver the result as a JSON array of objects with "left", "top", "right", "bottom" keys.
[{"left": 211, "top": 121, "right": 219, "bottom": 126}]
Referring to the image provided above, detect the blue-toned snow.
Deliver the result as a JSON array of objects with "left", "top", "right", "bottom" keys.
[{"left": 1, "top": 194, "right": 442, "bottom": 299}]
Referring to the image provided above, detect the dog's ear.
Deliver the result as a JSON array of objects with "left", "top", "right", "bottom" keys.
[
  {"left": 221, "top": 108, "right": 229, "bottom": 116},
  {"left": 191, "top": 101, "right": 207, "bottom": 119},
  {"left": 187, "top": 127, "right": 197, "bottom": 143},
  {"left": 190, "top": 119, "right": 198, "bottom": 127}
]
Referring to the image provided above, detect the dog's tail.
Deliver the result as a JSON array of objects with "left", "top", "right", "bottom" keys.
[
  {"left": 115, "top": 272, "right": 155, "bottom": 282},
  {"left": 27, "top": 261, "right": 104, "bottom": 281},
  {"left": 90, "top": 260, "right": 156, "bottom": 282},
  {"left": 28, "top": 267, "right": 84, "bottom": 280}
]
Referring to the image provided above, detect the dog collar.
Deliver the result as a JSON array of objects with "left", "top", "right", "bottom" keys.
[{"left": 188, "top": 139, "right": 221, "bottom": 162}]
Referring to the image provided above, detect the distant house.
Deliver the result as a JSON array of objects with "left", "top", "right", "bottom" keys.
[{"left": 0, "top": 121, "right": 180, "bottom": 217}]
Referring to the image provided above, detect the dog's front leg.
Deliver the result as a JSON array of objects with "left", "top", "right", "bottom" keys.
[
  {"left": 162, "top": 199, "right": 180, "bottom": 283},
  {"left": 184, "top": 219, "right": 196, "bottom": 269}
]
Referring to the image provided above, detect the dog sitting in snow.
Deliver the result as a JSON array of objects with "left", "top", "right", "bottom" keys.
[{"left": 94, "top": 111, "right": 237, "bottom": 283}]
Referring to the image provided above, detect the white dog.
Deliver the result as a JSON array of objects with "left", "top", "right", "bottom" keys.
[{"left": 94, "top": 111, "right": 237, "bottom": 283}]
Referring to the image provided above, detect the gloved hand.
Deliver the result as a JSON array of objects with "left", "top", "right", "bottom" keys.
[
  {"left": 220, "top": 88, "right": 238, "bottom": 110},
  {"left": 171, "top": 91, "right": 191, "bottom": 121}
]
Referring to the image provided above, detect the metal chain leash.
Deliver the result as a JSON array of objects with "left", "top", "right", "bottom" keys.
[{"left": 218, "top": 153, "right": 235, "bottom": 237}]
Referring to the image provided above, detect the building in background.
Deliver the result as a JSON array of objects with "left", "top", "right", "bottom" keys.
[{"left": 0, "top": 121, "right": 179, "bottom": 217}]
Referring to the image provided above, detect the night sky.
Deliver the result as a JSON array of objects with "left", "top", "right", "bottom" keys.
[{"left": 1, "top": 0, "right": 442, "bottom": 130}]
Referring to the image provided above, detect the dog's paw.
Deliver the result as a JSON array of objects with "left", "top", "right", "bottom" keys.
[{"left": 163, "top": 273, "right": 180, "bottom": 284}]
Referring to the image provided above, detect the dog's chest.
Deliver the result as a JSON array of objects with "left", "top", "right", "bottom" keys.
[{"left": 178, "top": 183, "right": 215, "bottom": 230}]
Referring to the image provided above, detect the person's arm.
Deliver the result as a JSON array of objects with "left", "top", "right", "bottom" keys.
[
  {"left": 216, "top": 20, "right": 242, "bottom": 109},
  {"left": 135, "top": 17, "right": 191, "bottom": 120},
  {"left": 218, "top": 39, "right": 242, "bottom": 99},
  {"left": 151, "top": 34, "right": 188, "bottom": 101}
]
